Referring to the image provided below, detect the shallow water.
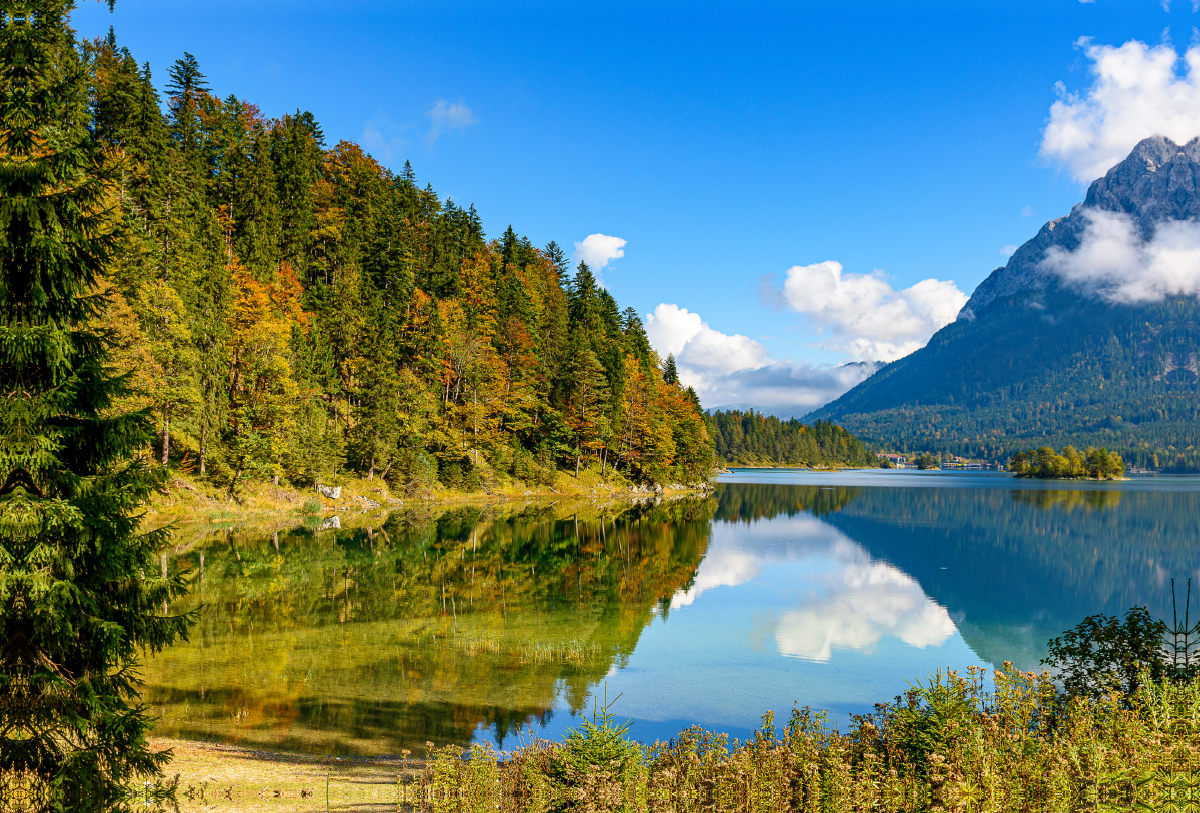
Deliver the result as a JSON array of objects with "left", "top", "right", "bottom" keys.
[{"left": 143, "top": 470, "right": 1200, "bottom": 754}]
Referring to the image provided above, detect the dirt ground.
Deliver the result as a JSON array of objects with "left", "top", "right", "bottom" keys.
[{"left": 155, "top": 738, "right": 421, "bottom": 812}]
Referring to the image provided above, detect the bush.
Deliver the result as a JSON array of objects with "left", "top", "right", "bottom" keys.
[
  {"left": 1041, "top": 606, "right": 1172, "bottom": 698},
  {"left": 553, "top": 690, "right": 644, "bottom": 796},
  {"left": 390, "top": 447, "right": 438, "bottom": 496},
  {"left": 408, "top": 667, "right": 1199, "bottom": 812}
]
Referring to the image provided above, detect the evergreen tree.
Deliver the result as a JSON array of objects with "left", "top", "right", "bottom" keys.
[
  {"left": 663, "top": 353, "right": 679, "bottom": 385},
  {"left": 544, "top": 240, "right": 569, "bottom": 281},
  {"left": 0, "top": 2, "right": 190, "bottom": 808}
]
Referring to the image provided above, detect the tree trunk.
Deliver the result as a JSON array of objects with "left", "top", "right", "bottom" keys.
[
  {"left": 161, "top": 407, "right": 170, "bottom": 467},
  {"left": 368, "top": 455, "right": 375, "bottom": 481},
  {"left": 227, "top": 463, "right": 244, "bottom": 499},
  {"left": 199, "top": 418, "right": 207, "bottom": 476},
  {"left": 575, "top": 444, "right": 581, "bottom": 478}
]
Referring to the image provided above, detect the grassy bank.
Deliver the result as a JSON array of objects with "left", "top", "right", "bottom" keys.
[
  {"left": 158, "top": 667, "right": 1197, "bottom": 812},
  {"left": 145, "top": 465, "right": 711, "bottom": 540}
]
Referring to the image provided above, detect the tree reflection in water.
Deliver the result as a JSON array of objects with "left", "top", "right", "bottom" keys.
[{"left": 144, "top": 499, "right": 713, "bottom": 755}]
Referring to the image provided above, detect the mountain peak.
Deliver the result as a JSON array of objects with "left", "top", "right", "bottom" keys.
[{"left": 961, "top": 135, "right": 1200, "bottom": 317}]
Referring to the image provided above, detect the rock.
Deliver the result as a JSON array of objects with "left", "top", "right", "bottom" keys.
[
  {"left": 316, "top": 484, "right": 341, "bottom": 500},
  {"left": 962, "top": 135, "right": 1200, "bottom": 317},
  {"left": 318, "top": 515, "right": 341, "bottom": 531}
]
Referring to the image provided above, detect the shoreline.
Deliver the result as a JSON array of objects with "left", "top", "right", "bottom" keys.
[{"left": 145, "top": 471, "right": 716, "bottom": 540}]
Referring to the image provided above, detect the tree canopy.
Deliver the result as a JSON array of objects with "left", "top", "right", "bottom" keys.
[
  {"left": 706, "top": 411, "right": 874, "bottom": 468},
  {"left": 79, "top": 36, "right": 714, "bottom": 495}
]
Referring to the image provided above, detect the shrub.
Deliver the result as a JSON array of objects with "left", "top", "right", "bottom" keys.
[{"left": 552, "top": 690, "right": 645, "bottom": 801}]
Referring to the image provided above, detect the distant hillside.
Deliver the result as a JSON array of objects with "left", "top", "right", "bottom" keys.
[
  {"left": 811, "top": 136, "right": 1200, "bottom": 471},
  {"left": 706, "top": 410, "right": 875, "bottom": 468}
]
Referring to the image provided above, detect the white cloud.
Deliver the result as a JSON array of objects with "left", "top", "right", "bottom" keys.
[
  {"left": 1000, "top": 244, "right": 1019, "bottom": 257},
  {"left": 767, "top": 261, "right": 968, "bottom": 362},
  {"left": 1041, "top": 39, "right": 1200, "bottom": 183},
  {"left": 643, "top": 303, "right": 878, "bottom": 413},
  {"left": 1021, "top": 205, "right": 1035, "bottom": 217},
  {"left": 573, "top": 234, "right": 627, "bottom": 283},
  {"left": 1041, "top": 208, "right": 1200, "bottom": 302},
  {"left": 426, "top": 100, "right": 476, "bottom": 147}
]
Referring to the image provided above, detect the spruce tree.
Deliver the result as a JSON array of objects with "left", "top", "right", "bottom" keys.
[
  {"left": 663, "top": 353, "right": 679, "bottom": 385},
  {"left": 0, "top": 2, "right": 190, "bottom": 810}
]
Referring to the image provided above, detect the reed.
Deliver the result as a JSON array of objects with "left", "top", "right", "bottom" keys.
[{"left": 399, "top": 665, "right": 1200, "bottom": 812}]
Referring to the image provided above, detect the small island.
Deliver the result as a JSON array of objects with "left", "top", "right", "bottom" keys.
[{"left": 1008, "top": 446, "right": 1125, "bottom": 479}]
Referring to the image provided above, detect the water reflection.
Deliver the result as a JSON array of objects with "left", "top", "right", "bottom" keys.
[
  {"left": 775, "top": 561, "right": 956, "bottom": 662},
  {"left": 145, "top": 499, "right": 715, "bottom": 754},
  {"left": 669, "top": 499, "right": 957, "bottom": 662},
  {"left": 146, "top": 473, "right": 1200, "bottom": 754}
]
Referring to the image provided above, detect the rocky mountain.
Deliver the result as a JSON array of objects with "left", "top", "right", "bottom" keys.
[{"left": 810, "top": 136, "right": 1200, "bottom": 471}]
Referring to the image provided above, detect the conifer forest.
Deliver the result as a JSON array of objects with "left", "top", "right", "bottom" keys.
[{"left": 87, "top": 38, "right": 718, "bottom": 495}]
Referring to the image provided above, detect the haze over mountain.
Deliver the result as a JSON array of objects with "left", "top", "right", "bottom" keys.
[{"left": 811, "top": 136, "right": 1200, "bottom": 471}]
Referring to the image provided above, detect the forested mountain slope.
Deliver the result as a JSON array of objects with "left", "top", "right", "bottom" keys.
[
  {"left": 706, "top": 411, "right": 874, "bottom": 468},
  {"left": 812, "top": 136, "right": 1200, "bottom": 471},
  {"left": 86, "top": 36, "right": 713, "bottom": 493}
]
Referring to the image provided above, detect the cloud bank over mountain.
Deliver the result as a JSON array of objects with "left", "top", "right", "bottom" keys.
[
  {"left": 1041, "top": 209, "right": 1200, "bottom": 303},
  {"left": 644, "top": 303, "right": 878, "bottom": 413},
  {"left": 1042, "top": 39, "right": 1200, "bottom": 183},
  {"left": 762, "top": 261, "right": 968, "bottom": 362}
]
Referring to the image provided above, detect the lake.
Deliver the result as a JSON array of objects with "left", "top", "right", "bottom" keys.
[{"left": 144, "top": 470, "right": 1200, "bottom": 755}]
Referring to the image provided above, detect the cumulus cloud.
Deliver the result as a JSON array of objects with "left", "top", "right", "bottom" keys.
[
  {"left": 1000, "top": 244, "right": 1019, "bottom": 257},
  {"left": 362, "top": 116, "right": 407, "bottom": 163},
  {"left": 763, "top": 261, "right": 968, "bottom": 362},
  {"left": 426, "top": 100, "right": 476, "bottom": 147},
  {"left": 1042, "top": 208, "right": 1200, "bottom": 302},
  {"left": 1042, "top": 39, "right": 1200, "bottom": 183},
  {"left": 573, "top": 234, "right": 627, "bottom": 284},
  {"left": 643, "top": 303, "right": 878, "bottom": 413}
]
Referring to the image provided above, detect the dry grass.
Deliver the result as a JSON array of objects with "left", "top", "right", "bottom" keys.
[
  {"left": 156, "top": 738, "right": 418, "bottom": 813},
  {"left": 144, "top": 466, "right": 709, "bottom": 543}
]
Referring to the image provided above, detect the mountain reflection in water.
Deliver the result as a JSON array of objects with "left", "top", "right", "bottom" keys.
[{"left": 144, "top": 473, "right": 1200, "bottom": 754}]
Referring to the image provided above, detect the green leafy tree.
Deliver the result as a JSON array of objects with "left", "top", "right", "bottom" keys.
[
  {"left": 0, "top": 2, "right": 191, "bottom": 808},
  {"left": 1041, "top": 608, "right": 1168, "bottom": 699}
]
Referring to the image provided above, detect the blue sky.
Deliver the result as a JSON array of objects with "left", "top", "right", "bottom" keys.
[{"left": 74, "top": 0, "right": 1200, "bottom": 414}]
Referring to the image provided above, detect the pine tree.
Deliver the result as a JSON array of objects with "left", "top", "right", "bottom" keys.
[
  {"left": 0, "top": 2, "right": 191, "bottom": 809},
  {"left": 663, "top": 353, "right": 679, "bottom": 385}
]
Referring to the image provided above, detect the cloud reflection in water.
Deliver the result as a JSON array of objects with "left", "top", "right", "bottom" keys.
[
  {"left": 776, "top": 563, "right": 957, "bottom": 662},
  {"left": 669, "top": 513, "right": 957, "bottom": 662}
]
